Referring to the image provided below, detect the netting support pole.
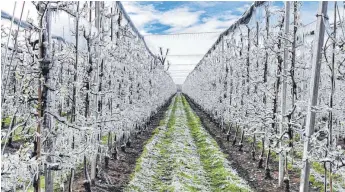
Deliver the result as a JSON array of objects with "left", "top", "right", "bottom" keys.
[
  {"left": 299, "top": 2, "right": 328, "bottom": 192},
  {"left": 279, "top": 1, "right": 290, "bottom": 187}
]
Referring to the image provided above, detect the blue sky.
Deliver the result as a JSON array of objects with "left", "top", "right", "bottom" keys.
[
  {"left": 122, "top": 1, "right": 321, "bottom": 35},
  {"left": 121, "top": 1, "right": 322, "bottom": 84},
  {"left": 122, "top": 1, "right": 253, "bottom": 35},
  {"left": 0, "top": 1, "right": 335, "bottom": 85}
]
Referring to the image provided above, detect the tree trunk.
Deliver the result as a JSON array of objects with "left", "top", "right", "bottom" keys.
[
  {"left": 238, "top": 129, "right": 245, "bottom": 152},
  {"left": 68, "top": 168, "right": 74, "bottom": 192},
  {"left": 233, "top": 125, "right": 239, "bottom": 146},
  {"left": 83, "top": 156, "right": 91, "bottom": 192},
  {"left": 265, "top": 142, "right": 272, "bottom": 179},
  {"left": 258, "top": 137, "right": 265, "bottom": 168},
  {"left": 251, "top": 135, "right": 256, "bottom": 160}
]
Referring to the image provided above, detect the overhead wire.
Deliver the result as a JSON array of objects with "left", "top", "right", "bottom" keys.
[{"left": 143, "top": 31, "right": 222, "bottom": 36}]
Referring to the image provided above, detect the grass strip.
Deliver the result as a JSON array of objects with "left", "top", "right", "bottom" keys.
[
  {"left": 182, "top": 95, "right": 251, "bottom": 192},
  {"left": 150, "top": 95, "right": 179, "bottom": 191},
  {"left": 126, "top": 96, "right": 178, "bottom": 191}
]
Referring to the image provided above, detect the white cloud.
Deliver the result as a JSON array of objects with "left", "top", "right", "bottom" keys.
[
  {"left": 121, "top": 2, "right": 157, "bottom": 30},
  {"left": 121, "top": 2, "right": 242, "bottom": 84},
  {"left": 166, "top": 16, "right": 237, "bottom": 34},
  {"left": 236, "top": 4, "right": 251, "bottom": 14},
  {"left": 192, "top": 2, "right": 221, "bottom": 8},
  {"left": 122, "top": 2, "right": 206, "bottom": 34},
  {"left": 160, "top": 7, "right": 204, "bottom": 28},
  {"left": 122, "top": 2, "right": 240, "bottom": 35}
]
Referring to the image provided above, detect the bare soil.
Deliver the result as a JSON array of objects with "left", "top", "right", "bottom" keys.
[
  {"left": 72, "top": 98, "right": 173, "bottom": 192},
  {"left": 1, "top": 139, "right": 29, "bottom": 154}
]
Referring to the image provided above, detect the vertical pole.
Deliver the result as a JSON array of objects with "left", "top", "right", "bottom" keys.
[
  {"left": 245, "top": 27, "right": 250, "bottom": 127},
  {"left": 2, "top": 2, "right": 19, "bottom": 103},
  {"left": 69, "top": 2, "right": 79, "bottom": 191},
  {"left": 261, "top": 4, "right": 270, "bottom": 168},
  {"left": 289, "top": 2, "right": 298, "bottom": 149},
  {"left": 72, "top": 2, "right": 79, "bottom": 124},
  {"left": 246, "top": 27, "right": 250, "bottom": 96},
  {"left": 91, "top": 1, "right": 100, "bottom": 184},
  {"left": 279, "top": 1, "right": 290, "bottom": 187},
  {"left": 328, "top": 2, "right": 337, "bottom": 191},
  {"left": 1, "top": 2, "right": 17, "bottom": 142},
  {"left": 300, "top": 2, "right": 328, "bottom": 192},
  {"left": 263, "top": 3, "right": 269, "bottom": 115},
  {"left": 329, "top": 0, "right": 336, "bottom": 154},
  {"left": 109, "top": 3, "right": 115, "bottom": 158},
  {"left": 83, "top": 2, "right": 92, "bottom": 191},
  {"left": 254, "top": 21, "right": 259, "bottom": 94},
  {"left": 34, "top": 2, "right": 46, "bottom": 191},
  {"left": 111, "top": 5, "right": 114, "bottom": 42},
  {"left": 291, "top": 2, "right": 298, "bottom": 107},
  {"left": 6, "top": 1, "right": 26, "bottom": 148},
  {"left": 40, "top": 2, "right": 53, "bottom": 191}
]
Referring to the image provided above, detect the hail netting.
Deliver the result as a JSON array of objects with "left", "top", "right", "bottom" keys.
[
  {"left": 183, "top": 1, "right": 345, "bottom": 190},
  {"left": 1, "top": 1, "right": 175, "bottom": 191}
]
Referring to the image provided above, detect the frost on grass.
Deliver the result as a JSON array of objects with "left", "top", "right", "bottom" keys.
[
  {"left": 127, "top": 95, "right": 251, "bottom": 192},
  {"left": 166, "top": 100, "right": 211, "bottom": 192},
  {"left": 125, "top": 98, "right": 175, "bottom": 191},
  {"left": 126, "top": 96, "right": 211, "bottom": 191},
  {"left": 182, "top": 95, "right": 252, "bottom": 192}
]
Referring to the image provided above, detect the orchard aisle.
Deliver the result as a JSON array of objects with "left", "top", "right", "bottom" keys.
[{"left": 126, "top": 94, "right": 251, "bottom": 192}]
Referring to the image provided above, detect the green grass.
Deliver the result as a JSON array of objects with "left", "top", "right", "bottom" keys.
[
  {"left": 154, "top": 95, "right": 208, "bottom": 191},
  {"left": 128, "top": 95, "right": 214, "bottom": 191},
  {"left": 151, "top": 96, "right": 178, "bottom": 191},
  {"left": 182, "top": 96, "right": 251, "bottom": 192},
  {"left": 287, "top": 162, "right": 293, "bottom": 171},
  {"left": 310, "top": 161, "right": 344, "bottom": 191},
  {"left": 271, "top": 151, "right": 278, "bottom": 161},
  {"left": 159, "top": 119, "right": 165, "bottom": 126},
  {"left": 309, "top": 174, "right": 325, "bottom": 192},
  {"left": 26, "top": 175, "right": 62, "bottom": 192},
  {"left": 312, "top": 162, "right": 324, "bottom": 174},
  {"left": 26, "top": 176, "right": 45, "bottom": 192},
  {"left": 2, "top": 116, "right": 12, "bottom": 127},
  {"left": 101, "top": 134, "right": 108, "bottom": 145},
  {"left": 246, "top": 137, "right": 253, "bottom": 143},
  {"left": 1, "top": 126, "right": 35, "bottom": 144},
  {"left": 127, "top": 96, "right": 178, "bottom": 188},
  {"left": 257, "top": 141, "right": 263, "bottom": 150},
  {"left": 295, "top": 151, "right": 303, "bottom": 159}
]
